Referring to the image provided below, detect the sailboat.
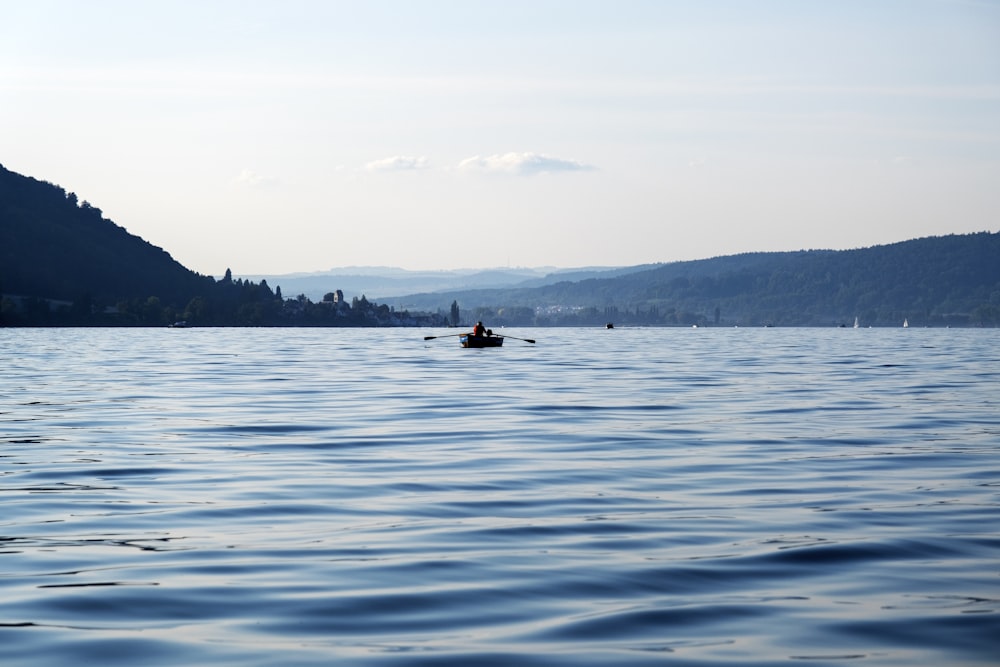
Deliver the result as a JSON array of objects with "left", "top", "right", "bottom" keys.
[
  {"left": 853, "top": 316, "right": 859, "bottom": 329},
  {"left": 903, "top": 318, "right": 909, "bottom": 328}
]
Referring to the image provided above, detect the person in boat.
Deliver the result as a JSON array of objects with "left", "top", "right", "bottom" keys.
[{"left": 472, "top": 321, "right": 486, "bottom": 337}]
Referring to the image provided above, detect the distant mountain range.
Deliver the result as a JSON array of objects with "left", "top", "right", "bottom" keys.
[
  {"left": 2, "top": 162, "right": 999, "bottom": 327},
  {"left": 382, "top": 234, "right": 1000, "bottom": 327},
  {"left": 239, "top": 265, "right": 657, "bottom": 301}
]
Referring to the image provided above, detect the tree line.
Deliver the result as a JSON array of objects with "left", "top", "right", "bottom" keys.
[
  {"left": 1, "top": 163, "right": 447, "bottom": 327},
  {"left": 1, "top": 268, "right": 446, "bottom": 327},
  {"left": 3, "top": 162, "right": 998, "bottom": 328},
  {"left": 392, "top": 232, "right": 1000, "bottom": 327}
]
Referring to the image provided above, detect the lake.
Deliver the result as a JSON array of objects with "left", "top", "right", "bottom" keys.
[{"left": 2, "top": 326, "right": 998, "bottom": 666}]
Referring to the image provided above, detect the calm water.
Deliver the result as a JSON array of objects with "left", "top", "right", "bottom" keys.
[{"left": 2, "top": 327, "right": 998, "bottom": 666}]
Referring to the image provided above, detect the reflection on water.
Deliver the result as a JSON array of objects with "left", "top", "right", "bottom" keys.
[{"left": 2, "top": 327, "right": 999, "bottom": 665}]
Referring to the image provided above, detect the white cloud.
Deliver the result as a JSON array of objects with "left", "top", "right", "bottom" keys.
[
  {"left": 233, "top": 168, "right": 278, "bottom": 188},
  {"left": 365, "top": 155, "right": 430, "bottom": 172},
  {"left": 457, "top": 152, "right": 594, "bottom": 175}
]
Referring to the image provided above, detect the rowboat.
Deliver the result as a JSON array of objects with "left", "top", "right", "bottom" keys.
[{"left": 460, "top": 334, "right": 503, "bottom": 348}]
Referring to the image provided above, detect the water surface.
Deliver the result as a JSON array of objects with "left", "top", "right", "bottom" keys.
[{"left": 2, "top": 327, "right": 998, "bottom": 665}]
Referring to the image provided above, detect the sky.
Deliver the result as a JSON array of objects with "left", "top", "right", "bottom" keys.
[{"left": 2, "top": 0, "right": 999, "bottom": 277}]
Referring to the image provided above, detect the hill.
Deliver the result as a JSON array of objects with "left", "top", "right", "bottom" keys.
[
  {"left": 236, "top": 265, "right": 654, "bottom": 302},
  {"left": 239, "top": 267, "right": 557, "bottom": 302},
  {"left": 0, "top": 162, "right": 214, "bottom": 308},
  {"left": 3, "top": 162, "right": 997, "bottom": 327},
  {"left": 0, "top": 163, "right": 438, "bottom": 327},
  {"left": 384, "top": 233, "right": 1000, "bottom": 327}
]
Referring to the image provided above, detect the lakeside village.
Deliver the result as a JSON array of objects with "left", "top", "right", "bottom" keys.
[
  {"left": 8, "top": 269, "right": 996, "bottom": 329},
  {"left": 3, "top": 281, "right": 637, "bottom": 328},
  {"left": 4, "top": 269, "right": 631, "bottom": 328},
  {"left": 1, "top": 283, "right": 445, "bottom": 328},
  {"left": 4, "top": 283, "right": 981, "bottom": 329},
  {"left": 3, "top": 278, "right": 700, "bottom": 328}
]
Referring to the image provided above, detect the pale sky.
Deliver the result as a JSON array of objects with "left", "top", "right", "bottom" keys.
[{"left": 2, "top": 0, "right": 998, "bottom": 276}]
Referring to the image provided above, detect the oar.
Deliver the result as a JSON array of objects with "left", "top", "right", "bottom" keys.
[
  {"left": 499, "top": 334, "right": 536, "bottom": 344},
  {"left": 424, "top": 332, "right": 469, "bottom": 341}
]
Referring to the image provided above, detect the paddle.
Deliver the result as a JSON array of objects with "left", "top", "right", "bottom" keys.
[
  {"left": 423, "top": 333, "right": 468, "bottom": 341},
  {"left": 499, "top": 334, "right": 536, "bottom": 344}
]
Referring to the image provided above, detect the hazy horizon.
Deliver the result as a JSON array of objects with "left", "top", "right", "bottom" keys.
[
  {"left": 3, "top": 1, "right": 998, "bottom": 276},
  {"left": 232, "top": 231, "right": 950, "bottom": 281}
]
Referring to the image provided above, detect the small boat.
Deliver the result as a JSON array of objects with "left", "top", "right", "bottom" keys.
[
  {"left": 606, "top": 322, "right": 614, "bottom": 329},
  {"left": 460, "top": 333, "right": 503, "bottom": 348},
  {"left": 853, "top": 316, "right": 859, "bottom": 329},
  {"left": 903, "top": 318, "right": 909, "bottom": 328},
  {"left": 168, "top": 320, "right": 190, "bottom": 328}
]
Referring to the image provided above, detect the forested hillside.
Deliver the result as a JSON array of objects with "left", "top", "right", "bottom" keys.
[
  {"left": 0, "top": 164, "right": 436, "bottom": 327},
  {"left": 3, "top": 162, "right": 997, "bottom": 327},
  {"left": 0, "top": 163, "right": 213, "bottom": 307},
  {"left": 388, "top": 232, "right": 1000, "bottom": 327}
]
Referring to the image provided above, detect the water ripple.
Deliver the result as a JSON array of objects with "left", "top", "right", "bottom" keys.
[{"left": 1, "top": 327, "right": 998, "bottom": 666}]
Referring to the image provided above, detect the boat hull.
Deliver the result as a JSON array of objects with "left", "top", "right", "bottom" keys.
[{"left": 460, "top": 334, "right": 503, "bottom": 348}]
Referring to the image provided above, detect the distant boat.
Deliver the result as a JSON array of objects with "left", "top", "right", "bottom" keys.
[
  {"left": 168, "top": 320, "right": 190, "bottom": 328},
  {"left": 606, "top": 322, "right": 614, "bottom": 329},
  {"left": 903, "top": 318, "right": 909, "bottom": 328},
  {"left": 853, "top": 317, "right": 859, "bottom": 329}
]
